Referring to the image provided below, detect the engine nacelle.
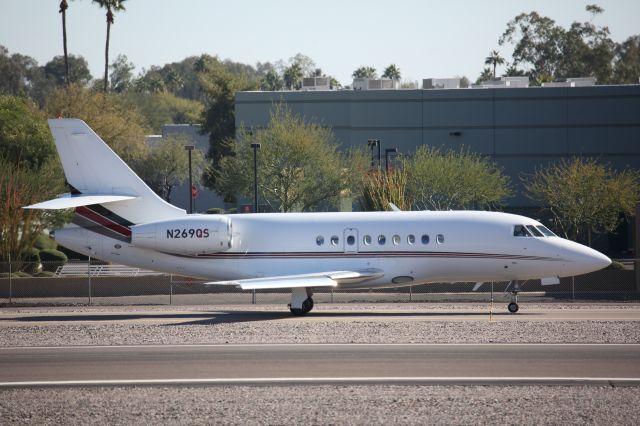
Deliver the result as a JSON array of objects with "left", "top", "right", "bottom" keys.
[{"left": 131, "top": 216, "right": 232, "bottom": 255}]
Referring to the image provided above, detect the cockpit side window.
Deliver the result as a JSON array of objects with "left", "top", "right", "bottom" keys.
[
  {"left": 526, "top": 225, "right": 544, "bottom": 237},
  {"left": 536, "top": 225, "right": 557, "bottom": 237},
  {"left": 513, "top": 225, "right": 531, "bottom": 237}
]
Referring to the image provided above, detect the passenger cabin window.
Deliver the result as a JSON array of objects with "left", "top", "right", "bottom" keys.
[
  {"left": 421, "top": 234, "right": 430, "bottom": 245},
  {"left": 378, "top": 235, "right": 386, "bottom": 245},
  {"left": 316, "top": 236, "right": 324, "bottom": 246},
  {"left": 392, "top": 235, "right": 401, "bottom": 245},
  {"left": 330, "top": 235, "right": 339, "bottom": 246},
  {"left": 536, "top": 225, "right": 556, "bottom": 237},
  {"left": 363, "top": 235, "right": 372, "bottom": 245},
  {"left": 347, "top": 235, "right": 355, "bottom": 245},
  {"left": 513, "top": 225, "right": 531, "bottom": 237},
  {"left": 436, "top": 234, "right": 445, "bottom": 244},
  {"left": 526, "top": 225, "right": 544, "bottom": 237},
  {"left": 407, "top": 234, "right": 416, "bottom": 245}
]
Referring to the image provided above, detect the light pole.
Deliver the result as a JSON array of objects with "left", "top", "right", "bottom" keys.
[
  {"left": 251, "top": 143, "right": 261, "bottom": 213},
  {"left": 385, "top": 148, "right": 397, "bottom": 173},
  {"left": 184, "top": 145, "right": 194, "bottom": 213},
  {"left": 367, "top": 139, "right": 380, "bottom": 170}
]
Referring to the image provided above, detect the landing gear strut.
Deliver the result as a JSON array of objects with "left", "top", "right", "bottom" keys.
[
  {"left": 289, "top": 287, "right": 314, "bottom": 315},
  {"left": 505, "top": 280, "right": 521, "bottom": 313}
]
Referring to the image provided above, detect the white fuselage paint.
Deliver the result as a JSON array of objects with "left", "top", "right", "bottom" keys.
[{"left": 55, "top": 210, "right": 611, "bottom": 289}]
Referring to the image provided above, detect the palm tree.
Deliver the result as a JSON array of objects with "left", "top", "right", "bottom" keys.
[
  {"left": 59, "top": 0, "right": 70, "bottom": 86},
  {"left": 382, "top": 64, "right": 401, "bottom": 81},
  {"left": 484, "top": 50, "right": 505, "bottom": 78},
  {"left": 352, "top": 66, "right": 377, "bottom": 79},
  {"left": 93, "top": 0, "right": 127, "bottom": 92}
]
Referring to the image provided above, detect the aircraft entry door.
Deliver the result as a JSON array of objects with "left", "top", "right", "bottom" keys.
[{"left": 344, "top": 228, "right": 359, "bottom": 253}]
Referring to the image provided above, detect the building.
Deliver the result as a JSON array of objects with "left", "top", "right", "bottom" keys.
[{"left": 235, "top": 84, "right": 640, "bottom": 254}]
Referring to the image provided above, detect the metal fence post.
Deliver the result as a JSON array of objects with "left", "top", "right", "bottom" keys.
[
  {"left": 409, "top": 285, "right": 412, "bottom": 302},
  {"left": 572, "top": 276, "right": 575, "bottom": 300},
  {"left": 331, "top": 289, "right": 334, "bottom": 303},
  {"left": 8, "top": 254, "right": 12, "bottom": 304},
  {"left": 169, "top": 275, "right": 173, "bottom": 305},
  {"left": 87, "top": 256, "right": 92, "bottom": 305},
  {"left": 252, "top": 289, "right": 256, "bottom": 304}
]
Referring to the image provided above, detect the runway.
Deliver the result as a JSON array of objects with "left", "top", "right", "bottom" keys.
[{"left": 1, "top": 343, "right": 639, "bottom": 386}]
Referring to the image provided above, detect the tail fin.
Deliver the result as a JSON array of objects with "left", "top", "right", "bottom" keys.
[{"left": 45, "top": 118, "right": 185, "bottom": 224}]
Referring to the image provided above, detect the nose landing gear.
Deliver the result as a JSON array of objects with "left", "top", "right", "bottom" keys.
[{"left": 505, "top": 281, "right": 521, "bottom": 313}]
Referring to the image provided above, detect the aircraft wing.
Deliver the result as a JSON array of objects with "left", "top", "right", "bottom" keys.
[{"left": 206, "top": 268, "right": 384, "bottom": 290}]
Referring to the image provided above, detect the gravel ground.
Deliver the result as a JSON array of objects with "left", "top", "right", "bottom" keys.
[
  {"left": 0, "top": 303, "right": 639, "bottom": 346},
  {"left": 2, "top": 385, "right": 639, "bottom": 425}
]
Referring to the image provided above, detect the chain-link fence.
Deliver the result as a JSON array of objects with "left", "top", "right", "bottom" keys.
[{"left": 1, "top": 260, "right": 639, "bottom": 305}]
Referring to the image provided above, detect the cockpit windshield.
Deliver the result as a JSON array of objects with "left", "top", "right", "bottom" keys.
[
  {"left": 536, "top": 225, "right": 557, "bottom": 237},
  {"left": 514, "top": 224, "right": 557, "bottom": 237},
  {"left": 526, "top": 225, "right": 544, "bottom": 237},
  {"left": 513, "top": 225, "right": 531, "bottom": 237}
]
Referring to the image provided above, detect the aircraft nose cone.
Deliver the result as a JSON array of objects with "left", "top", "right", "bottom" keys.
[
  {"left": 572, "top": 244, "right": 611, "bottom": 274},
  {"left": 591, "top": 250, "right": 612, "bottom": 270}
]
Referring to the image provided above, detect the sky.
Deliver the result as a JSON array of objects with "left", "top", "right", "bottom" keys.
[{"left": 1, "top": 0, "right": 639, "bottom": 86}]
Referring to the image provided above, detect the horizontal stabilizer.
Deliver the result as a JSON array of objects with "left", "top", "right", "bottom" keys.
[
  {"left": 541, "top": 277, "right": 561, "bottom": 286},
  {"left": 206, "top": 268, "right": 384, "bottom": 290},
  {"left": 24, "top": 193, "right": 137, "bottom": 210}
]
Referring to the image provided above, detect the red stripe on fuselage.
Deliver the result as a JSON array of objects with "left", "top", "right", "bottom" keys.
[{"left": 76, "top": 206, "right": 131, "bottom": 237}]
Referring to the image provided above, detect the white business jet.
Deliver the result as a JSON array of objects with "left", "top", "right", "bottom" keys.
[{"left": 27, "top": 119, "right": 611, "bottom": 314}]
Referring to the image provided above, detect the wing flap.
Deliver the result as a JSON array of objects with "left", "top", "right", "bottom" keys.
[
  {"left": 24, "top": 194, "right": 137, "bottom": 210},
  {"left": 206, "top": 268, "right": 383, "bottom": 290}
]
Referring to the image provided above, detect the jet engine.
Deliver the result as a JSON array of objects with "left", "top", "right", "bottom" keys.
[{"left": 131, "top": 216, "right": 232, "bottom": 255}]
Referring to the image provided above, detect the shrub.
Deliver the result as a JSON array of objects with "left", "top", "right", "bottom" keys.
[
  {"left": 207, "top": 208, "right": 225, "bottom": 214},
  {"left": 22, "top": 248, "right": 40, "bottom": 274},
  {"left": 39, "top": 249, "right": 68, "bottom": 272},
  {"left": 34, "top": 232, "right": 57, "bottom": 251},
  {"left": 33, "top": 271, "right": 56, "bottom": 277}
]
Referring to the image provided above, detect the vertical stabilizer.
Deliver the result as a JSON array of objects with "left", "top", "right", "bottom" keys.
[{"left": 48, "top": 118, "right": 185, "bottom": 224}]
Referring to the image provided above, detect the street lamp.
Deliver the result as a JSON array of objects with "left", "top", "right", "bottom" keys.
[
  {"left": 367, "top": 139, "right": 380, "bottom": 170},
  {"left": 385, "top": 148, "right": 397, "bottom": 173},
  {"left": 184, "top": 145, "right": 195, "bottom": 214},
  {"left": 251, "top": 143, "right": 261, "bottom": 213}
]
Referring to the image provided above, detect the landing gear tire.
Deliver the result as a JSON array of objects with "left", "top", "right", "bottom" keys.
[
  {"left": 290, "top": 297, "right": 314, "bottom": 315},
  {"left": 508, "top": 302, "right": 519, "bottom": 313}
]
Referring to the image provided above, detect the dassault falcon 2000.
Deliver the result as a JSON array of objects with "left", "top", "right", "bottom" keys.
[{"left": 27, "top": 119, "right": 611, "bottom": 314}]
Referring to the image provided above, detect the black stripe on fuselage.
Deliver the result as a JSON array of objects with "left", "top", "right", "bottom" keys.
[{"left": 164, "top": 251, "right": 565, "bottom": 262}]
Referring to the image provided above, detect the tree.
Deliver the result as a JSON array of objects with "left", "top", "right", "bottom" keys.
[
  {"left": 498, "top": 6, "right": 615, "bottom": 84},
  {"left": 475, "top": 67, "right": 493, "bottom": 84},
  {"left": 217, "top": 105, "right": 347, "bottom": 212},
  {"left": 0, "top": 96, "right": 69, "bottom": 264},
  {"left": 381, "top": 64, "right": 401, "bottom": 80},
  {"left": 199, "top": 59, "right": 257, "bottom": 190},
  {"left": 44, "top": 55, "right": 92, "bottom": 86},
  {"left": 289, "top": 53, "right": 316, "bottom": 77},
  {"left": 58, "top": 0, "right": 70, "bottom": 86},
  {"left": 352, "top": 66, "right": 377, "bottom": 79},
  {"left": 132, "top": 135, "right": 206, "bottom": 203},
  {"left": 45, "top": 84, "right": 149, "bottom": 162},
  {"left": 283, "top": 63, "right": 303, "bottom": 90},
  {"left": 93, "top": 0, "right": 127, "bottom": 92},
  {"left": 403, "top": 146, "right": 512, "bottom": 211},
  {"left": 484, "top": 50, "right": 505, "bottom": 78},
  {"left": 119, "top": 92, "right": 203, "bottom": 133},
  {"left": 523, "top": 157, "right": 640, "bottom": 245},
  {"left": 614, "top": 35, "right": 640, "bottom": 84},
  {"left": 109, "top": 54, "right": 134, "bottom": 92},
  {"left": 260, "top": 69, "right": 284, "bottom": 91},
  {"left": 0, "top": 96, "right": 56, "bottom": 170}
]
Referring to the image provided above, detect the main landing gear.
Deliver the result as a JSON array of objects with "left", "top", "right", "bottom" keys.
[
  {"left": 289, "top": 287, "right": 314, "bottom": 315},
  {"left": 505, "top": 280, "right": 521, "bottom": 313}
]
